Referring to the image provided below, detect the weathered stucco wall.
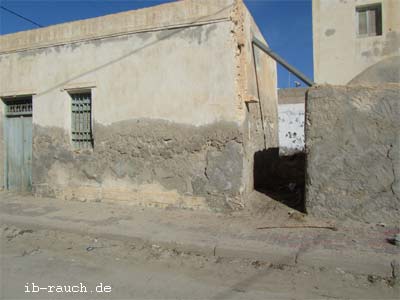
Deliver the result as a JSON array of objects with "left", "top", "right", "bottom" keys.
[
  {"left": 1, "top": 22, "right": 239, "bottom": 127},
  {"left": 33, "top": 121, "right": 244, "bottom": 210},
  {"left": 0, "top": 0, "right": 278, "bottom": 211},
  {"left": 313, "top": 0, "right": 400, "bottom": 84},
  {"left": 235, "top": 2, "right": 279, "bottom": 196},
  {"left": 305, "top": 84, "right": 400, "bottom": 223}
]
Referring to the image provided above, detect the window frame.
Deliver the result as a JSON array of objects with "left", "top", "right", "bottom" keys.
[
  {"left": 69, "top": 89, "right": 94, "bottom": 150},
  {"left": 2, "top": 95, "right": 33, "bottom": 117},
  {"left": 356, "top": 3, "right": 382, "bottom": 38}
]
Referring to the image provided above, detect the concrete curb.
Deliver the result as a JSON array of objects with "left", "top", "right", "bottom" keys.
[
  {"left": 0, "top": 213, "right": 298, "bottom": 263},
  {"left": 1, "top": 213, "right": 397, "bottom": 278}
]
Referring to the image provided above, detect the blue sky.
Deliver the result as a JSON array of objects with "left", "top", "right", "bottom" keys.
[{"left": 0, "top": 0, "right": 313, "bottom": 88}]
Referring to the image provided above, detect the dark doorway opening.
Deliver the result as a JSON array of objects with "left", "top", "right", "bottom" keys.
[{"left": 254, "top": 148, "right": 305, "bottom": 212}]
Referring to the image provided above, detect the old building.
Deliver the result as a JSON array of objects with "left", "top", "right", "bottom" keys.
[
  {"left": 0, "top": 0, "right": 278, "bottom": 211},
  {"left": 313, "top": 0, "right": 400, "bottom": 84}
]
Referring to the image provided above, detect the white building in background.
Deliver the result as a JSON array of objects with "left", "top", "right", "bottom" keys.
[
  {"left": 313, "top": 0, "right": 400, "bottom": 84},
  {"left": 278, "top": 0, "right": 400, "bottom": 155}
]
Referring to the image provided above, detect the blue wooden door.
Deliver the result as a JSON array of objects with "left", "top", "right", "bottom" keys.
[{"left": 4, "top": 100, "right": 32, "bottom": 192}]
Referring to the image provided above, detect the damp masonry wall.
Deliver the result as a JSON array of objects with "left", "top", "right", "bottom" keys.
[
  {"left": 305, "top": 84, "right": 400, "bottom": 223},
  {"left": 0, "top": 0, "right": 278, "bottom": 211}
]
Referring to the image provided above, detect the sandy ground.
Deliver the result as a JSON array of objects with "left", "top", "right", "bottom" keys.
[{"left": 1, "top": 224, "right": 398, "bottom": 300}]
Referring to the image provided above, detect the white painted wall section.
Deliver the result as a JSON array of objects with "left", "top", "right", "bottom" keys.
[{"left": 278, "top": 103, "right": 305, "bottom": 155}]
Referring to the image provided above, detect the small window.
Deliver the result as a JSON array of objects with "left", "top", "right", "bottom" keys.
[
  {"left": 3, "top": 96, "right": 32, "bottom": 117},
  {"left": 356, "top": 4, "right": 382, "bottom": 37},
  {"left": 70, "top": 91, "right": 93, "bottom": 149}
]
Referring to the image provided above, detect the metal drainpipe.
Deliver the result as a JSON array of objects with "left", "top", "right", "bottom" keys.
[{"left": 252, "top": 37, "right": 315, "bottom": 87}]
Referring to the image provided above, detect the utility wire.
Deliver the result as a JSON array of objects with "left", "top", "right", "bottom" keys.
[{"left": 1, "top": 5, "right": 43, "bottom": 28}]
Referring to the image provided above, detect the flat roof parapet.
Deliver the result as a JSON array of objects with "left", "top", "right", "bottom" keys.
[{"left": 0, "top": 0, "right": 235, "bottom": 54}]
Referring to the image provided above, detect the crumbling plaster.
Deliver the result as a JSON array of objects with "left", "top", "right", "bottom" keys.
[
  {"left": 33, "top": 120, "right": 245, "bottom": 210},
  {"left": 231, "top": 1, "right": 278, "bottom": 197},
  {"left": 0, "top": 0, "right": 278, "bottom": 210}
]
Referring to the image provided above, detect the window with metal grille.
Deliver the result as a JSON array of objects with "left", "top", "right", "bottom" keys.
[
  {"left": 71, "top": 92, "right": 93, "bottom": 149},
  {"left": 3, "top": 97, "right": 32, "bottom": 117},
  {"left": 356, "top": 4, "right": 382, "bottom": 37}
]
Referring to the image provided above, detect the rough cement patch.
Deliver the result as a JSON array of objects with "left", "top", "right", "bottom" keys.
[
  {"left": 32, "top": 119, "right": 244, "bottom": 211},
  {"left": 206, "top": 140, "right": 243, "bottom": 193},
  {"left": 305, "top": 84, "right": 400, "bottom": 224},
  {"left": 324, "top": 29, "right": 335, "bottom": 37}
]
